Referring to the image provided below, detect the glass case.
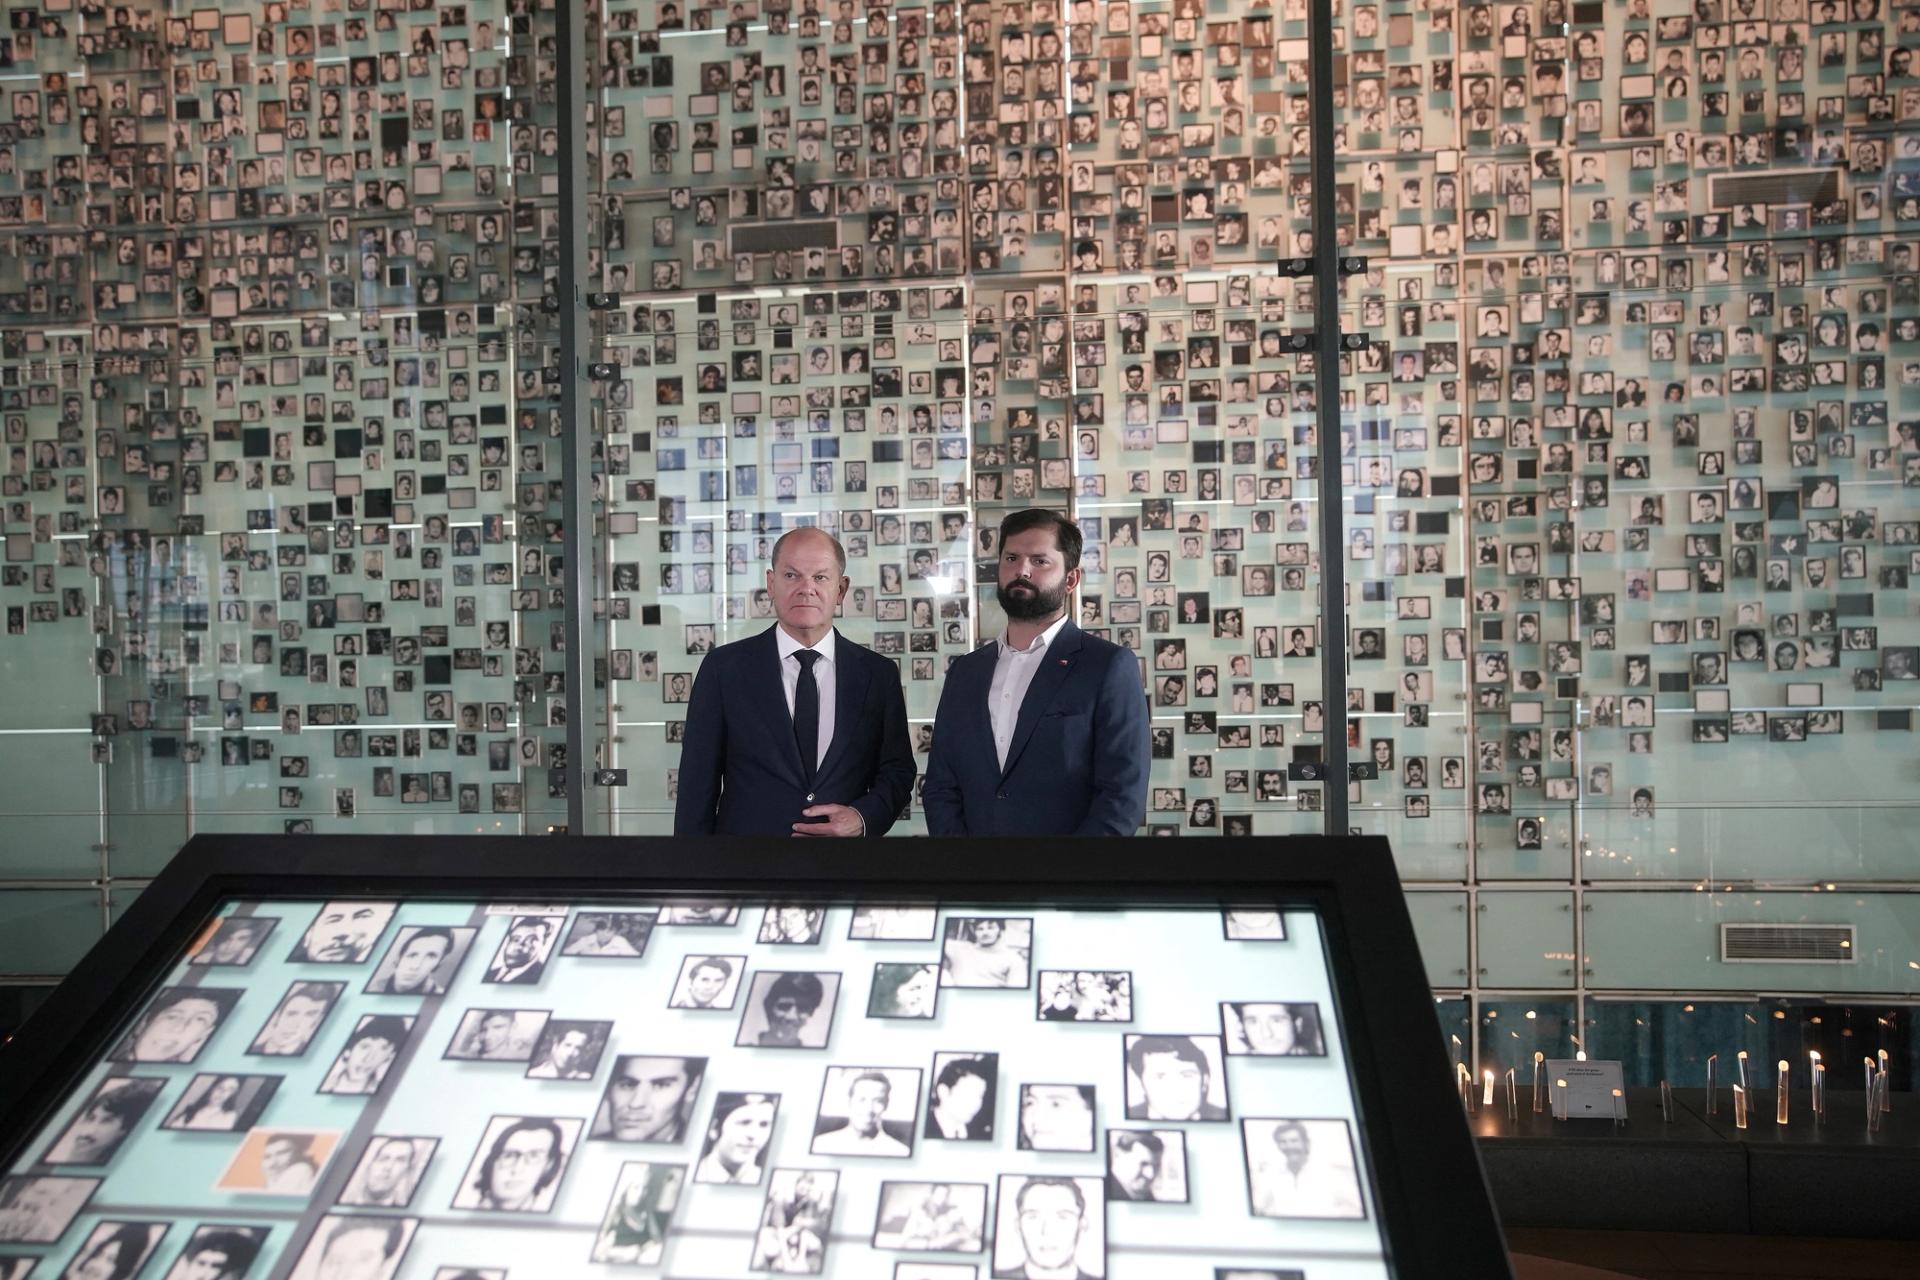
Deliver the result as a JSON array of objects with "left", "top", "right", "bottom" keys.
[{"left": 0, "top": 834, "right": 1505, "bottom": 1279}]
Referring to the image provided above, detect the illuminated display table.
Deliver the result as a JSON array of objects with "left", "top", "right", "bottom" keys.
[{"left": 0, "top": 835, "right": 1506, "bottom": 1279}]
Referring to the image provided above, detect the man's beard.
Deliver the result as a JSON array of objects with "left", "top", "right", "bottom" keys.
[{"left": 997, "top": 578, "right": 1067, "bottom": 621}]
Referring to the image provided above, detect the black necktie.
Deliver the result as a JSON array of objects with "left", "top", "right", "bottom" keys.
[{"left": 793, "top": 649, "right": 820, "bottom": 783}]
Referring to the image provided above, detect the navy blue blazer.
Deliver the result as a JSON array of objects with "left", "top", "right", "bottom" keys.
[
  {"left": 921, "top": 621, "right": 1150, "bottom": 836},
  {"left": 673, "top": 626, "right": 915, "bottom": 837}
]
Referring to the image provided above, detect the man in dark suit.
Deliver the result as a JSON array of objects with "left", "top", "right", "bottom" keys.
[
  {"left": 674, "top": 527, "right": 914, "bottom": 836},
  {"left": 923, "top": 509, "right": 1148, "bottom": 836}
]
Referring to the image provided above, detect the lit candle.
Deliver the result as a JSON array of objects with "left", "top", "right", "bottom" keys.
[
  {"left": 1575, "top": 1050, "right": 1587, "bottom": 1062},
  {"left": 1532, "top": 1051, "right": 1545, "bottom": 1113},
  {"left": 1733, "top": 1083, "right": 1748, "bottom": 1130},
  {"left": 1483, "top": 1068, "right": 1496, "bottom": 1107},
  {"left": 1776, "top": 1060, "right": 1790, "bottom": 1126},
  {"left": 1878, "top": 1050, "right": 1892, "bottom": 1113},
  {"left": 1554, "top": 1077, "right": 1567, "bottom": 1119},
  {"left": 1736, "top": 1049, "right": 1749, "bottom": 1091},
  {"left": 1611, "top": 1087, "right": 1625, "bottom": 1127}
]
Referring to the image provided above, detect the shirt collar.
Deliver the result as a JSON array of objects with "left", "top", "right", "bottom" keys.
[
  {"left": 997, "top": 613, "right": 1070, "bottom": 656},
  {"left": 776, "top": 625, "right": 836, "bottom": 665}
]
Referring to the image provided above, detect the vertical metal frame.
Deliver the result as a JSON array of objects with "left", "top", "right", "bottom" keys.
[
  {"left": 556, "top": 0, "right": 594, "bottom": 831},
  {"left": 1307, "top": 0, "right": 1350, "bottom": 836}
]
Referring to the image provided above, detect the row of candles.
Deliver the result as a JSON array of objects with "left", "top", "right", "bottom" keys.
[{"left": 1448, "top": 1037, "right": 1897, "bottom": 1130}]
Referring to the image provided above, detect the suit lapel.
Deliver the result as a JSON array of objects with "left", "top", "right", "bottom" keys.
[
  {"left": 814, "top": 632, "right": 869, "bottom": 781},
  {"left": 755, "top": 626, "right": 807, "bottom": 785},
  {"left": 999, "top": 623, "right": 1085, "bottom": 780}
]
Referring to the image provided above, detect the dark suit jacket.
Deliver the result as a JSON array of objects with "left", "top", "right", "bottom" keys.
[
  {"left": 921, "top": 621, "right": 1149, "bottom": 836},
  {"left": 673, "top": 626, "right": 915, "bottom": 836}
]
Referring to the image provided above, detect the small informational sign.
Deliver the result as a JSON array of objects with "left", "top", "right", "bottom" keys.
[{"left": 1547, "top": 1059, "right": 1626, "bottom": 1120}]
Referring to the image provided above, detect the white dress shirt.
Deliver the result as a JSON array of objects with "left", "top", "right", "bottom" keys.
[
  {"left": 988, "top": 614, "right": 1071, "bottom": 770},
  {"left": 775, "top": 625, "right": 837, "bottom": 768}
]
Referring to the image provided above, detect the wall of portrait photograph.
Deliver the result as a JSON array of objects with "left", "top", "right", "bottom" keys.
[{"left": 1, "top": 0, "right": 1917, "bottom": 1063}]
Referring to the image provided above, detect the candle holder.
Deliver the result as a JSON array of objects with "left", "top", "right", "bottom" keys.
[
  {"left": 1611, "top": 1087, "right": 1626, "bottom": 1129},
  {"left": 1705, "top": 1053, "right": 1718, "bottom": 1116},
  {"left": 1531, "top": 1051, "right": 1545, "bottom": 1114},
  {"left": 1457, "top": 1062, "right": 1476, "bottom": 1114},
  {"left": 1878, "top": 1051, "right": 1892, "bottom": 1114},
  {"left": 1775, "top": 1060, "right": 1790, "bottom": 1127},
  {"left": 1504, "top": 1068, "right": 1518, "bottom": 1122},
  {"left": 1660, "top": 1079, "right": 1674, "bottom": 1124},
  {"left": 1810, "top": 1053, "right": 1824, "bottom": 1124},
  {"left": 1732, "top": 1083, "right": 1749, "bottom": 1130}
]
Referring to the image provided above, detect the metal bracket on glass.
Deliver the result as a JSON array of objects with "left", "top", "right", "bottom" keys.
[
  {"left": 586, "top": 292, "right": 622, "bottom": 310},
  {"left": 587, "top": 363, "right": 621, "bottom": 381},
  {"left": 1274, "top": 255, "right": 1370, "bottom": 278}
]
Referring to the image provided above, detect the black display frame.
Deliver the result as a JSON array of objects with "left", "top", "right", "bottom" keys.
[{"left": 0, "top": 833, "right": 1511, "bottom": 1278}]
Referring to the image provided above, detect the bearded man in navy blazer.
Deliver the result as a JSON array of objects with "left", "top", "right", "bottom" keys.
[
  {"left": 675, "top": 527, "right": 915, "bottom": 837},
  {"left": 923, "top": 508, "right": 1149, "bottom": 836}
]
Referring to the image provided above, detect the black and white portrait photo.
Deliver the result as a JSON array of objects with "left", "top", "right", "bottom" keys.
[
  {"left": 759, "top": 905, "right": 827, "bottom": 945},
  {"left": 284, "top": 1214, "right": 418, "bottom": 1280},
  {"left": 848, "top": 906, "right": 938, "bottom": 940},
  {"left": 364, "top": 925, "right": 477, "bottom": 995},
  {"left": 869, "top": 962, "right": 940, "bottom": 1019},
  {"left": 1017, "top": 1084, "right": 1097, "bottom": 1153},
  {"left": 591, "top": 1055, "right": 707, "bottom": 1143},
  {"left": 319, "top": 1015, "right": 414, "bottom": 1095},
  {"left": 991, "top": 1175, "right": 1105, "bottom": 1280},
  {"left": 1221, "top": 909, "right": 1287, "bottom": 940},
  {"left": 590, "top": 1162, "right": 686, "bottom": 1265},
  {"left": 248, "top": 981, "right": 346, "bottom": 1058},
  {"left": 524, "top": 1019, "right": 613, "bottom": 1080},
  {"left": 924, "top": 1052, "right": 998, "bottom": 1141},
  {"left": 481, "top": 914, "right": 563, "bottom": 984},
  {"left": 1106, "top": 1129, "right": 1189, "bottom": 1203},
  {"left": 669, "top": 954, "right": 746, "bottom": 1010},
  {"left": 1221, "top": 1002, "right": 1327, "bottom": 1057},
  {"left": 1123, "top": 1035, "right": 1231, "bottom": 1121},
  {"left": 451, "top": 1116, "right": 583, "bottom": 1213},
  {"left": 735, "top": 971, "right": 840, "bottom": 1049},
  {"left": 1036, "top": 971, "right": 1132, "bottom": 1022},
  {"left": 751, "top": 1169, "right": 839, "bottom": 1274},
  {"left": 443, "top": 1008, "right": 549, "bottom": 1062},
  {"left": 336, "top": 1136, "right": 437, "bottom": 1209},
  {"left": 0, "top": 1175, "right": 99, "bottom": 1244},
  {"left": 190, "top": 916, "right": 279, "bottom": 967},
  {"left": 561, "top": 911, "right": 655, "bottom": 958},
  {"left": 940, "top": 917, "right": 1032, "bottom": 988},
  {"left": 695, "top": 1092, "right": 779, "bottom": 1185},
  {"left": 161, "top": 1074, "right": 280, "bottom": 1133},
  {"left": 40, "top": 1077, "right": 165, "bottom": 1165},
  {"left": 810, "top": 1066, "right": 921, "bottom": 1157},
  {"left": 872, "top": 1182, "right": 987, "bottom": 1253},
  {"left": 161, "top": 1224, "right": 268, "bottom": 1279},
  {"left": 109, "top": 986, "right": 241, "bottom": 1064},
  {"left": 57, "top": 1220, "right": 168, "bottom": 1280},
  {"left": 1242, "top": 1118, "right": 1366, "bottom": 1220},
  {"left": 287, "top": 902, "right": 397, "bottom": 965}
]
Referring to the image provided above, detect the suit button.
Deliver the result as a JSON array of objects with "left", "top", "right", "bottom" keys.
[
  {"left": 806, "top": 793, "right": 815, "bottom": 802},
  {"left": 997, "top": 791, "right": 1008, "bottom": 799}
]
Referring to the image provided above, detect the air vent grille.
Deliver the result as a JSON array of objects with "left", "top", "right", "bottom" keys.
[{"left": 1720, "top": 923, "right": 1855, "bottom": 964}]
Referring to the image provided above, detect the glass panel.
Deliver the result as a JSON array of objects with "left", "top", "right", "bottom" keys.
[
  {"left": 0, "top": 889, "right": 103, "bottom": 975},
  {"left": 1404, "top": 890, "right": 1471, "bottom": 988},
  {"left": 1477, "top": 997, "right": 1579, "bottom": 1083},
  {"left": 1476, "top": 890, "right": 1576, "bottom": 989},
  {"left": 1585, "top": 889, "right": 1920, "bottom": 993}
]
